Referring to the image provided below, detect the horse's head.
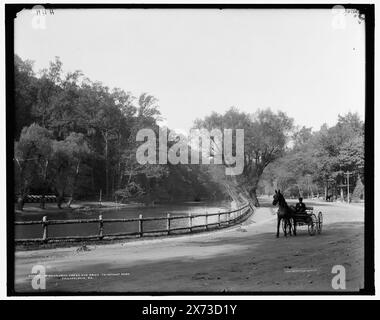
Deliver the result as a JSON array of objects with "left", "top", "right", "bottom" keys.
[{"left": 272, "top": 190, "right": 280, "bottom": 206}]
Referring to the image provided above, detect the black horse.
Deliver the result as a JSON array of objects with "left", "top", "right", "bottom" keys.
[{"left": 272, "top": 190, "right": 297, "bottom": 237}]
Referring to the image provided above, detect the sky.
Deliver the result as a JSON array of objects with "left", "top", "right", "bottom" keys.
[{"left": 14, "top": 8, "right": 365, "bottom": 132}]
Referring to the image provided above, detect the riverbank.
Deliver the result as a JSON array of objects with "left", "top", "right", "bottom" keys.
[
  {"left": 14, "top": 201, "right": 147, "bottom": 215},
  {"left": 15, "top": 199, "right": 232, "bottom": 215}
]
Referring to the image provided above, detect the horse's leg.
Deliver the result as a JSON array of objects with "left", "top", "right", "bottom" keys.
[
  {"left": 285, "top": 218, "right": 289, "bottom": 236},
  {"left": 285, "top": 218, "right": 291, "bottom": 237},
  {"left": 276, "top": 217, "right": 281, "bottom": 238},
  {"left": 293, "top": 218, "right": 297, "bottom": 236}
]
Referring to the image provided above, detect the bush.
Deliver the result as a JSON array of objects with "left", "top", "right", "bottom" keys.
[{"left": 352, "top": 179, "right": 364, "bottom": 200}]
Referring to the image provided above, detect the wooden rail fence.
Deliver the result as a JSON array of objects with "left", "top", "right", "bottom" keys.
[{"left": 15, "top": 203, "right": 254, "bottom": 244}]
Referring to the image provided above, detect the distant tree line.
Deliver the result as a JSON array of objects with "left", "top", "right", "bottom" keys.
[{"left": 259, "top": 113, "right": 364, "bottom": 201}]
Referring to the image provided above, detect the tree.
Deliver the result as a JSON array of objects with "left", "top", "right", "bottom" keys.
[
  {"left": 32, "top": 57, "right": 63, "bottom": 129},
  {"left": 195, "top": 108, "right": 294, "bottom": 206},
  {"left": 51, "top": 132, "right": 91, "bottom": 208},
  {"left": 14, "top": 124, "right": 53, "bottom": 209},
  {"left": 14, "top": 55, "right": 37, "bottom": 137},
  {"left": 48, "top": 70, "right": 84, "bottom": 139},
  {"left": 260, "top": 112, "right": 364, "bottom": 201},
  {"left": 112, "top": 88, "right": 136, "bottom": 190},
  {"left": 352, "top": 176, "right": 364, "bottom": 200},
  {"left": 292, "top": 126, "right": 313, "bottom": 150}
]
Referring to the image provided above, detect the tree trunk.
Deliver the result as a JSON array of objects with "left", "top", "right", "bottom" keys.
[
  {"left": 117, "top": 132, "right": 122, "bottom": 190},
  {"left": 111, "top": 171, "right": 115, "bottom": 197},
  {"left": 105, "top": 132, "right": 109, "bottom": 199},
  {"left": 40, "top": 159, "right": 49, "bottom": 209},
  {"left": 16, "top": 195, "right": 24, "bottom": 211},
  {"left": 40, "top": 194, "right": 46, "bottom": 209},
  {"left": 57, "top": 193, "right": 64, "bottom": 209},
  {"left": 15, "top": 158, "right": 25, "bottom": 211},
  {"left": 67, "top": 161, "right": 80, "bottom": 208},
  {"left": 91, "top": 166, "right": 95, "bottom": 192},
  {"left": 249, "top": 187, "right": 260, "bottom": 207}
]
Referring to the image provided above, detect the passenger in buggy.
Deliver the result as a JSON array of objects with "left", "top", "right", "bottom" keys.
[{"left": 295, "top": 197, "right": 307, "bottom": 214}]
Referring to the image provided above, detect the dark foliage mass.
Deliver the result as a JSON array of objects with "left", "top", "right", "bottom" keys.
[{"left": 13, "top": 55, "right": 226, "bottom": 209}]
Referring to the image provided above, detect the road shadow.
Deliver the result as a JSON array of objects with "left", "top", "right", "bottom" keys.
[{"left": 14, "top": 221, "right": 364, "bottom": 293}]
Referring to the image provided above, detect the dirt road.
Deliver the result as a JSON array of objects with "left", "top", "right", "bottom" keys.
[{"left": 14, "top": 198, "right": 364, "bottom": 293}]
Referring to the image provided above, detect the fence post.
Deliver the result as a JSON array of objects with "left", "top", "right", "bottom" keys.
[
  {"left": 205, "top": 212, "right": 208, "bottom": 230},
  {"left": 167, "top": 213, "right": 171, "bottom": 235},
  {"left": 227, "top": 212, "right": 230, "bottom": 224},
  {"left": 139, "top": 214, "right": 143, "bottom": 237},
  {"left": 42, "top": 216, "right": 48, "bottom": 241},
  {"left": 189, "top": 213, "right": 192, "bottom": 232},
  {"left": 98, "top": 215, "right": 104, "bottom": 239},
  {"left": 218, "top": 211, "right": 221, "bottom": 227}
]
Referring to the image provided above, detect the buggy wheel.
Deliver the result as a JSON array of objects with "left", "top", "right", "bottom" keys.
[
  {"left": 308, "top": 214, "right": 317, "bottom": 236},
  {"left": 317, "top": 211, "right": 323, "bottom": 234}
]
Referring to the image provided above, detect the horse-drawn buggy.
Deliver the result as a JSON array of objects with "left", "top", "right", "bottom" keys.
[
  {"left": 273, "top": 190, "right": 323, "bottom": 237},
  {"left": 285, "top": 207, "right": 323, "bottom": 236}
]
